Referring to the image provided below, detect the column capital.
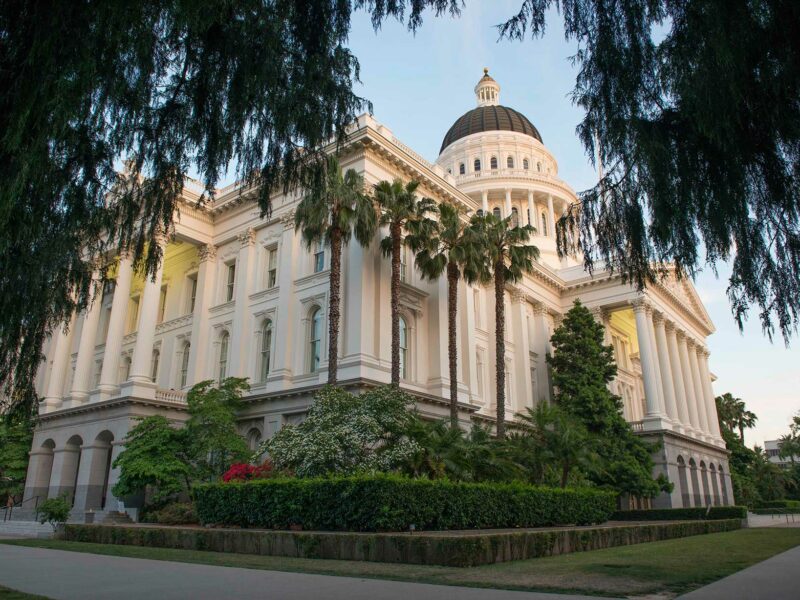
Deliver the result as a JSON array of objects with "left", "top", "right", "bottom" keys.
[
  {"left": 590, "top": 306, "right": 610, "bottom": 321},
  {"left": 651, "top": 310, "right": 665, "bottom": 325},
  {"left": 198, "top": 244, "right": 218, "bottom": 263},
  {"left": 238, "top": 227, "right": 256, "bottom": 248},
  {"left": 510, "top": 289, "right": 527, "bottom": 305},
  {"left": 280, "top": 209, "right": 296, "bottom": 229},
  {"left": 664, "top": 320, "right": 676, "bottom": 333},
  {"left": 685, "top": 337, "right": 697, "bottom": 349},
  {"left": 532, "top": 302, "right": 549, "bottom": 317},
  {"left": 630, "top": 297, "right": 650, "bottom": 313}
]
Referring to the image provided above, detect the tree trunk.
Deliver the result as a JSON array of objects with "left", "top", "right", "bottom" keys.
[
  {"left": 447, "top": 261, "right": 459, "bottom": 428},
  {"left": 390, "top": 222, "right": 402, "bottom": 387},
  {"left": 327, "top": 226, "right": 342, "bottom": 385},
  {"left": 494, "top": 264, "right": 506, "bottom": 438},
  {"left": 739, "top": 424, "right": 744, "bottom": 444}
]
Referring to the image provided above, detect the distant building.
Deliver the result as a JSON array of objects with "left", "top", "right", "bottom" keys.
[{"left": 765, "top": 439, "right": 799, "bottom": 467}]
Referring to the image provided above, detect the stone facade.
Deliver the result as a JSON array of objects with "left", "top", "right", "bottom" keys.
[{"left": 24, "top": 72, "right": 732, "bottom": 519}]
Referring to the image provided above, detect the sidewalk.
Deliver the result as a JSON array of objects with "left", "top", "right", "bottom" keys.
[{"left": 678, "top": 544, "right": 800, "bottom": 599}]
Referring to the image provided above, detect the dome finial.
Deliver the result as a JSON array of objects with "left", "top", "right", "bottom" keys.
[{"left": 475, "top": 67, "right": 500, "bottom": 107}]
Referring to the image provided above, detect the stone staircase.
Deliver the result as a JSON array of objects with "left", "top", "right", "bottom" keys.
[
  {"left": 101, "top": 511, "right": 133, "bottom": 525},
  {"left": 0, "top": 519, "right": 54, "bottom": 539}
]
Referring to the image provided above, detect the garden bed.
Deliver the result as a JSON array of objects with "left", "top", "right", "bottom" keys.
[{"left": 61, "top": 518, "right": 743, "bottom": 567}]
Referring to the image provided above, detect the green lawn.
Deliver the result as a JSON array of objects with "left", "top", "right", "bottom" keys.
[
  {"left": 3, "top": 528, "right": 800, "bottom": 597},
  {"left": 0, "top": 587, "right": 49, "bottom": 600}
]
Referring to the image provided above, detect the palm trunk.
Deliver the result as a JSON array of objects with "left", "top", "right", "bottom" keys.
[
  {"left": 447, "top": 261, "right": 459, "bottom": 428},
  {"left": 494, "top": 264, "right": 506, "bottom": 438},
  {"left": 327, "top": 226, "right": 342, "bottom": 385},
  {"left": 739, "top": 424, "right": 744, "bottom": 443},
  {"left": 390, "top": 222, "right": 402, "bottom": 387}
]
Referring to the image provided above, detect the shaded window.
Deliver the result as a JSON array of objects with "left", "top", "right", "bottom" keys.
[
  {"left": 473, "top": 158, "right": 481, "bottom": 172},
  {"left": 476, "top": 209, "right": 484, "bottom": 217},
  {"left": 540, "top": 212, "right": 548, "bottom": 236},
  {"left": 187, "top": 275, "right": 198, "bottom": 313},
  {"left": 158, "top": 286, "right": 167, "bottom": 323},
  {"left": 309, "top": 308, "right": 322, "bottom": 372},
  {"left": 458, "top": 163, "right": 465, "bottom": 175},
  {"left": 537, "top": 161, "right": 542, "bottom": 172},
  {"left": 150, "top": 349, "right": 160, "bottom": 383},
  {"left": 490, "top": 156, "right": 498, "bottom": 170},
  {"left": 313, "top": 242, "right": 325, "bottom": 273},
  {"left": 226, "top": 263, "right": 236, "bottom": 302},
  {"left": 267, "top": 247, "right": 278, "bottom": 288},
  {"left": 493, "top": 207, "right": 501, "bottom": 219},
  {"left": 260, "top": 319, "right": 272, "bottom": 382},
  {"left": 511, "top": 207, "right": 519, "bottom": 227},
  {"left": 180, "top": 342, "right": 191, "bottom": 388},
  {"left": 523, "top": 158, "right": 529, "bottom": 170},
  {"left": 218, "top": 331, "right": 229, "bottom": 380},
  {"left": 399, "top": 317, "right": 408, "bottom": 380},
  {"left": 507, "top": 156, "right": 514, "bottom": 169}
]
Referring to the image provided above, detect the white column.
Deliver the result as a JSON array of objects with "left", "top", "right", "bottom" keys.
[
  {"left": 42, "top": 314, "right": 76, "bottom": 410},
  {"left": 646, "top": 307, "right": 666, "bottom": 414},
  {"left": 230, "top": 228, "right": 256, "bottom": 377},
  {"left": 698, "top": 348, "right": 723, "bottom": 440},
  {"left": 98, "top": 253, "right": 134, "bottom": 398},
  {"left": 547, "top": 195, "right": 556, "bottom": 238},
  {"left": 70, "top": 276, "right": 103, "bottom": 405},
  {"left": 532, "top": 303, "right": 551, "bottom": 403},
  {"left": 511, "top": 292, "right": 533, "bottom": 412},
  {"left": 527, "top": 191, "right": 535, "bottom": 228},
  {"left": 128, "top": 236, "right": 166, "bottom": 383},
  {"left": 463, "top": 283, "right": 480, "bottom": 404},
  {"left": 677, "top": 331, "right": 702, "bottom": 432},
  {"left": 504, "top": 189, "right": 512, "bottom": 219},
  {"left": 481, "top": 190, "right": 489, "bottom": 214},
  {"left": 186, "top": 244, "right": 217, "bottom": 385},
  {"left": 272, "top": 214, "right": 299, "bottom": 383},
  {"left": 632, "top": 300, "right": 666, "bottom": 425},
  {"left": 665, "top": 322, "right": 691, "bottom": 430},
  {"left": 687, "top": 339, "right": 710, "bottom": 437},
  {"left": 652, "top": 312, "right": 679, "bottom": 425},
  {"left": 591, "top": 307, "right": 611, "bottom": 345}
]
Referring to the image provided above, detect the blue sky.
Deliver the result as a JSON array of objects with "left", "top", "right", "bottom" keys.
[{"left": 347, "top": 1, "right": 799, "bottom": 447}]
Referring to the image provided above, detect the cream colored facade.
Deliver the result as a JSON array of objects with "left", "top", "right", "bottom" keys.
[{"left": 24, "top": 72, "right": 732, "bottom": 519}]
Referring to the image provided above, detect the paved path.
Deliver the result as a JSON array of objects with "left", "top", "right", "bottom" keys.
[
  {"left": 0, "top": 544, "right": 606, "bottom": 600},
  {"left": 746, "top": 513, "right": 800, "bottom": 528},
  {"left": 678, "top": 544, "right": 800, "bottom": 600}
]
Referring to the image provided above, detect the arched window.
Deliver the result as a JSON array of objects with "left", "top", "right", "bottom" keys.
[
  {"left": 537, "top": 161, "right": 542, "bottom": 172},
  {"left": 540, "top": 212, "right": 548, "bottom": 236},
  {"left": 719, "top": 465, "right": 729, "bottom": 505},
  {"left": 218, "top": 331, "right": 229, "bottom": 381},
  {"left": 523, "top": 158, "right": 529, "bottom": 170},
  {"left": 689, "top": 458, "right": 701, "bottom": 506},
  {"left": 180, "top": 342, "right": 191, "bottom": 388},
  {"left": 492, "top": 207, "right": 501, "bottom": 219},
  {"left": 709, "top": 463, "right": 720, "bottom": 505},
  {"left": 260, "top": 319, "right": 273, "bottom": 382},
  {"left": 150, "top": 349, "right": 160, "bottom": 383},
  {"left": 459, "top": 163, "right": 465, "bottom": 175},
  {"left": 309, "top": 308, "right": 322, "bottom": 373},
  {"left": 399, "top": 316, "right": 408, "bottom": 380},
  {"left": 511, "top": 207, "right": 519, "bottom": 227},
  {"left": 473, "top": 158, "right": 481, "bottom": 172},
  {"left": 476, "top": 209, "right": 484, "bottom": 217},
  {"left": 700, "top": 461, "right": 711, "bottom": 506},
  {"left": 490, "top": 156, "right": 498, "bottom": 170},
  {"left": 507, "top": 156, "right": 514, "bottom": 169},
  {"left": 247, "top": 428, "right": 263, "bottom": 452}
]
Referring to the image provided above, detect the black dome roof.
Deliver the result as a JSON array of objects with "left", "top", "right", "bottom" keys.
[{"left": 439, "top": 105, "right": 542, "bottom": 154}]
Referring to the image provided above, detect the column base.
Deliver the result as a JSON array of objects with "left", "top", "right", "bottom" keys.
[
  {"left": 119, "top": 380, "right": 157, "bottom": 401},
  {"left": 641, "top": 415, "right": 670, "bottom": 431}
]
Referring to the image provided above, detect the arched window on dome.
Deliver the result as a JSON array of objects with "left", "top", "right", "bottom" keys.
[
  {"left": 507, "top": 156, "right": 514, "bottom": 169},
  {"left": 459, "top": 163, "right": 465, "bottom": 175},
  {"left": 490, "top": 156, "right": 498, "bottom": 170},
  {"left": 492, "top": 207, "right": 501, "bottom": 219},
  {"left": 523, "top": 158, "right": 529, "bottom": 170},
  {"left": 473, "top": 158, "right": 481, "bottom": 172},
  {"left": 540, "top": 212, "right": 548, "bottom": 236},
  {"left": 511, "top": 207, "right": 519, "bottom": 228},
  {"left": 537, "top": 161, "right": 542, "bottom": 172}
]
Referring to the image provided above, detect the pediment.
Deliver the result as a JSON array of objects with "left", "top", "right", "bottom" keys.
[{"left": 660, "top": 273, "right": 715, "bottom": 332}]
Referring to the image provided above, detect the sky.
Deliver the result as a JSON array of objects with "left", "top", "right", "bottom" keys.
[{"left": 345, "top": 1, "right": 799, "bottom": 447}]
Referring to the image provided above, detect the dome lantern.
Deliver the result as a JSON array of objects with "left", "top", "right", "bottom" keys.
[{"left": 475, "top": 68, "right": 500, "bottom": 107}]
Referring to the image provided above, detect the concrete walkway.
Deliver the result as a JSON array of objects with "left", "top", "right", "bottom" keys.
[
  {"left": 678, "top": 544, "right": 800, "bottom": 599},
  {"left": 0, "top": 544, "right": 607, "bottom": 600}
]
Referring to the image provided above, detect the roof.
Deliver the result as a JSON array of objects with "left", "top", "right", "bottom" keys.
[{"left": 439, "top": 105, "right": 542, "bottom": 154}]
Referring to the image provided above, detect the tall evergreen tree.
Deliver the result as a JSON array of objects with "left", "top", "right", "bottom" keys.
[
  {"left": 374, "top": 179, "right": 437, "bottom": 386},
  {"left": 0, "top": 0, "right": 459, "bottom": 415},
  {"left": 295, "top": 156, "right": 377, "bottom": 384},
  {"left": 548, "top": 300, "right": 665, "bottom": 497},
  {"left": 470, "top": 213, "right": 538, "bottom": 438},
  {"left": 406, "top": 201, "right": 483, "bottom": 426},
  {"left": 0, "top": 415, "right": 33, "bottom": 502}
]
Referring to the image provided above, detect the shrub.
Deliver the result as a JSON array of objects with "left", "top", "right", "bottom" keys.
[
  {"left": 222, "top": 461, "right": 274, "bottom": 483},
  {"left": 194, "top": 474, "right": 616, "bottom": 531},
  {"left": 141, "top": 502, "right": 197, "bottom": 525},
  {"left": 611, "top": 506, "right": 747, "bottom": 521},
  {"left": 755, "top": 499, "right": 800, "bottom": 509},
  {"left": 37, "top": 494, "right": 72, "bottom": 531}
]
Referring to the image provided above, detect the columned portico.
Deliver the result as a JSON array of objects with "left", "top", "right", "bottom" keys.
[
  {"left": 98, "top": 252, "right": 134, "bottom": 399},
  {"left": 70, "top": 275, "right": 103, "bottom": 406},
  {"left": 652, "top": 312, "right": 680, "bottom": 427},
  {"left": 665, "top": 322, "right": 692, "bottom": 431},
  {"left": 677, "top": 331, "right": 702, "bottom": 433},
  {"left": 42, "top": 314, "right": 76, "bottom": 409},
  {"left": 632, "top": 300, "right": 668, "bottom": 429}
]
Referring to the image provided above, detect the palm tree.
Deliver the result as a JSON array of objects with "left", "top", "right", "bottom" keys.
[
  {"left": 295, "top": 155, "right": 376, "bottom": 384},
  {"left": 471, "top": 212, "right": 539, "bottom": 438},
  {"left": 374, "top": 179, "right": 437, "bottom": 386},
  {"left": 406, "top": 201, "right": 483, "bottom": 427},
  {"left": 715, "top": 392, "right": 757, "bottom": 443}
]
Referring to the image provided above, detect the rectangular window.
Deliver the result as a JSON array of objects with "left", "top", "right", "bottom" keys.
[
  {"left": 313, "top": 244, "right": 325, "bottom": 273},
  {"left": 187, "top": 275, "right": 198, "bottom": 313},
  {"left": 158, "top": 286, "right": 167, "bottom": 323},
  {"left": 267, "top": 248, "right": 278, "bottom": 288},
  {"left": 400, "top": 248, "right": 407, "bottom": 283},
  {"left": 127, "top": 297, "right": 140, "bottom": 334},
  {"left": 226, "top": 262, "right": 236, "bottom": 302}
]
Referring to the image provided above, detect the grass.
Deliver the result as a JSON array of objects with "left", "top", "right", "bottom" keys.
[
  {"left": 2, "top": 528, "right": 800, "bottom": 597},
  {"left": 0, "top": 587, "right": 50, "bottom": 600}
]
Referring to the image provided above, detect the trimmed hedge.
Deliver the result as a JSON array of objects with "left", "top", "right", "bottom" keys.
[
  {"left": 611, "top": 506, "right": 747, "bottom": 521},
  {"left": 755, "top": 500, "right": 800, "bottom": 509},
  {"left": 193, "top": 475, "right": 616, "bottom": 531},
  {"left": 63, "top": 519, "right": 743, "bottom": 567}
]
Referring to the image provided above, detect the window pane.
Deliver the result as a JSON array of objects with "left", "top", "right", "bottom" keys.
[
  {"left": 219, "top": 333, "right": 229, "bottom": 380},
  {"left": 227, "top": 264, "right": 236, "bottom": 301},
  {"left": 399, "top": 317, "right": 407, "bottom": 380}
]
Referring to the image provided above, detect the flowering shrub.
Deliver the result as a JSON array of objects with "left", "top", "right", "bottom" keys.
[{"left": 222, "top": 461, "right": 274, "bottom": 483}]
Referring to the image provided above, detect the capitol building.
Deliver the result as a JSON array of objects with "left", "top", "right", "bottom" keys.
[{"left": 23, "top": 71, "right": 732, "bottom": 518}]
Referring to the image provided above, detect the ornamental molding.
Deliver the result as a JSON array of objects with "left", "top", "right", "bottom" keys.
[
  {"left": 279, "top": 209, "right": 296, "bottom": 230},
  {"left": 155, "top": 314, "right": 193, "bottom": 334},
  {"left": 238, "top": 228, "right": 256, "bottom": 248},
  {"left": 198, "top": 244, "right": 217, "bottom": 263}
]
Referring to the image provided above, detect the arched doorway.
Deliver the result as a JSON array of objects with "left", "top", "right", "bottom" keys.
[
  {"left": 677, "top": 456, "right": 690, "bottom": 507},
  {"left": 82, "top": 431, "right": 114, "bottom": 511},
  {"left": 709, "top": 464, "right": 720, "bottom": 505},
  {"left": 719, "top": 464, "right": 730, "bottom": 505},
  {"left": 49, "top": 435, "right": 83, "bottom": 506},
  {"left": 700, "top": 461, "right": 711, "bottom": 506},
  {"left": 689, "top": 458, "right": 701, "bottom": 507},
  {"left": 25, "top": 439, "right": 55, "bottom": 504}
]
